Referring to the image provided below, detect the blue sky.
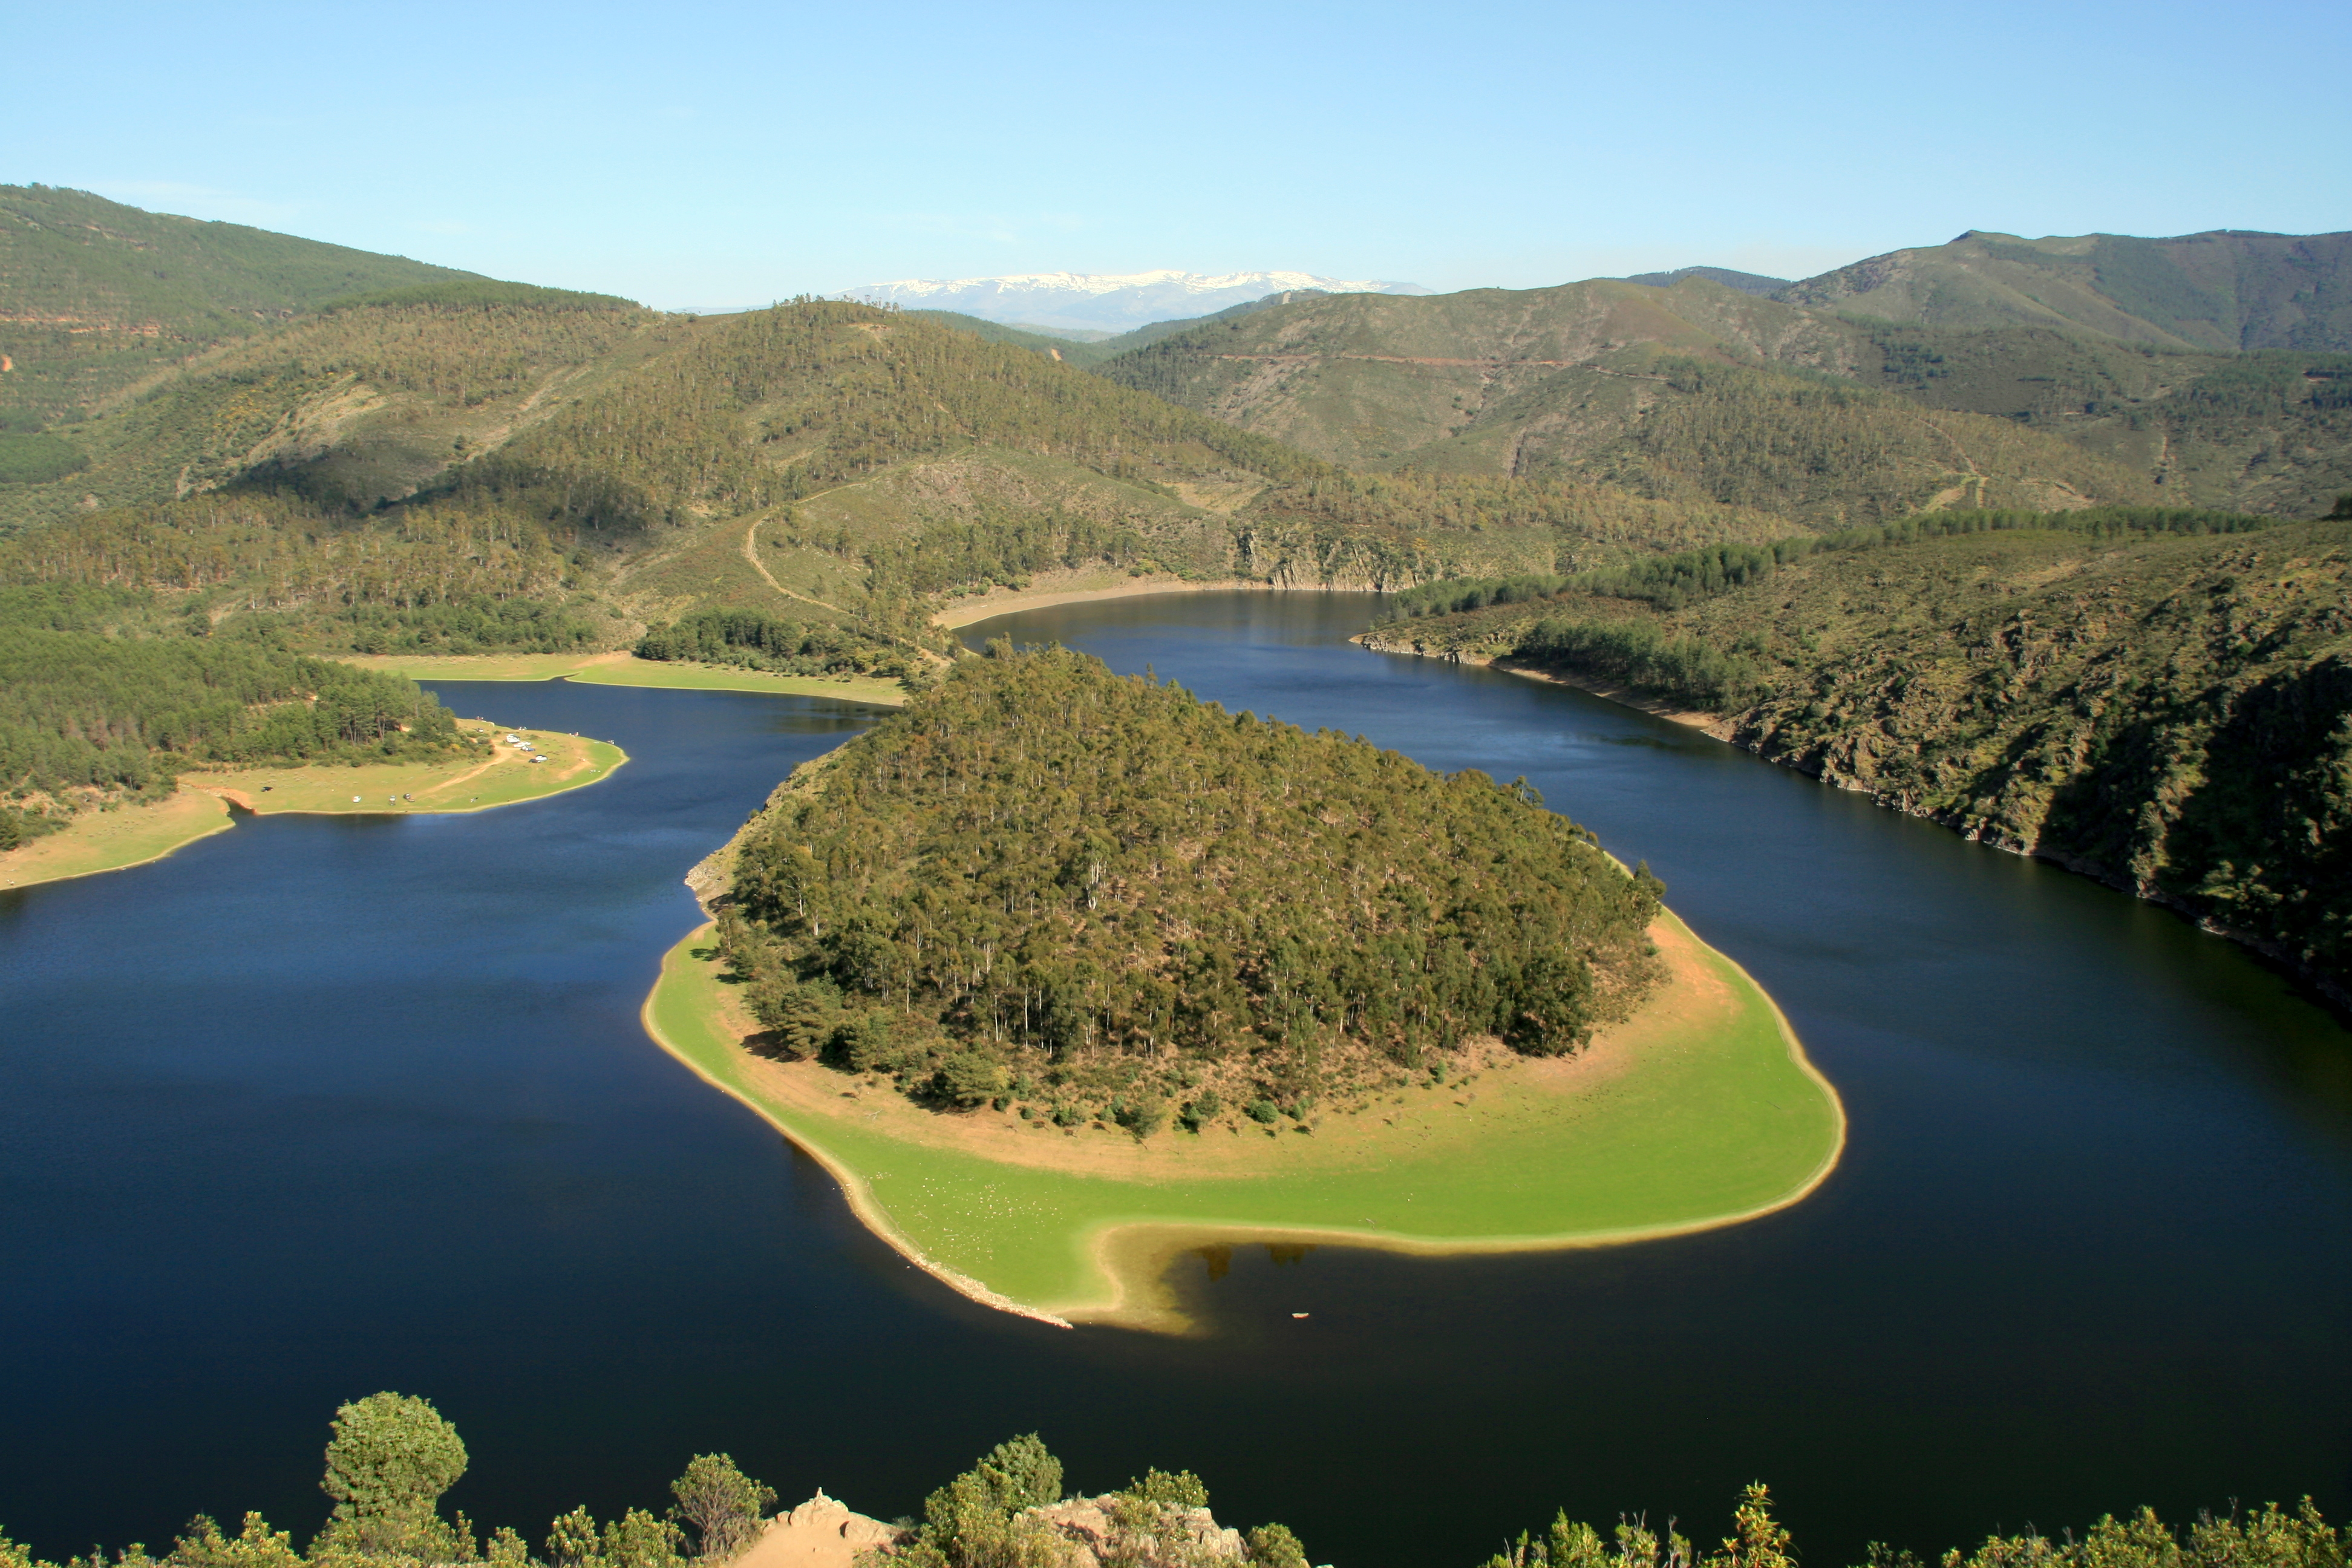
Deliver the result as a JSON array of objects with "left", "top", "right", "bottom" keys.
[{"left": 11, "top": 0, "right": 2347, "bottom": 308}]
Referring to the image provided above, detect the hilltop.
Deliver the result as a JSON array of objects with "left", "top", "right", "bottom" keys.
[
  {"left": 840, "top": 269, "right": 1428, "bottom": 333},
  {"left": 0, "top": 184, "right": 479, "bottom": 434},
  {"left": 1618, "top": 265, "right": 1790, "bottom": 295},
  {"left": 1782, "top": 227, "right": 2352, "bottom": 350}
]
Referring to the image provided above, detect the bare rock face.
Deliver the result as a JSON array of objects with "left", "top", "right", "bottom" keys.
[
  {"left": 1024, "top": 1494, "right": 1246, "bottom": 1567},
  {"left": 736, "top": 1491, "right": 908, "bottom": 1568}
]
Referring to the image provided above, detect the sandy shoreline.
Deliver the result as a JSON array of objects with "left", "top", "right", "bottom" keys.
[
  {"left": 2, "top": 724, "right": 627, "bottom": 892},
  {"left": 930, "top": 575, "right": 1279, "bottom": 629},
  {"left": 637, "top": 930, "right": 1080, "bottom": 1331},
  {"left": 639, "top": 909, "right": 1844, "bottom": 1332}
]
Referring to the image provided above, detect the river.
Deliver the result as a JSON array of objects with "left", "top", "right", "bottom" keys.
[{"left": 2, "top": 592, "right": 2347, "bottom": 1568}]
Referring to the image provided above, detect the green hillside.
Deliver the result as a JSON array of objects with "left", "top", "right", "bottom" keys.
[
  {"left": 1619, "top": 265, "right": 1789, "bottom": 294},
  {"left": 0, "top": 184, "right": 479, "bottom": 432},
  {"left": 1374, "top": 508, "right": 2352, "bottom": 1000},
  {"left": 906, "top": 310, "right": 1119, "bottom": 364},
  {"left": 1780, "top": 228, "right": 2352, "bottom": 351},
  {"left": 1099, "top": 243, "right": 2352, "bottom": 522},
  {"left": 0, "top": 279, "right": 657, "bottom": 534},
  {"left": 1101, "top": 276, "right": 2160, "bottom": 523},
  {"left": 0, "top": 290, "right": 1789, "bottom": 673}
]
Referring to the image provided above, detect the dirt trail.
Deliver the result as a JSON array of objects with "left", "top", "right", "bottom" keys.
[
  {"left": 1213, "top": 352, "right": 1667, "bottom": 379},
  {"left": 740, "top": 513, "right": 847, "bottom": 612}
]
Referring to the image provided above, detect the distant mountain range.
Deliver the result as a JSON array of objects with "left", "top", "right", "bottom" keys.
[
  {"left": 6, "top": 186, "right": 2347, "bottom": 546},
  {"left": 1098, "top": 227, "right": 2352, "bottom": 520},
  {"left": 838, "top": 270, "right": 1429, "bottom": 333}
]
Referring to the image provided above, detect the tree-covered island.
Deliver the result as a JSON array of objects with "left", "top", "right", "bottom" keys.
[{"left": 652, "top": 645, "right": 1843, "bottom": 1327}]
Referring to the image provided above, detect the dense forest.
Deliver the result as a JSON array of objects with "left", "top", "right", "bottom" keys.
[
  {"left": 0, "top": 582, "right": 469, "bottom": 848},
  {"left": 1373, "top": 509, "right": 2352, "bottom": 1001},
  {"left": 634, "top": 609, "right": 923, "bottom": 682},
  {"left": 0, "top": 489, "right": 603, "bottom": 655},
  {"left": 1377, "top": 506, "right": 2284, "bottom": 622},
  {"left": 714, "top": 646, "right": 1664, "bottom": 1131},
  {"left": 6, "top": 293, "right": 1694, "bottom": 683},
  {"left": 2, "top": 1397, "right": 2336, "bottom": 1568}
]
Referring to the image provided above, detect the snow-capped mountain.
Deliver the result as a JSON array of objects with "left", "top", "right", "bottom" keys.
[{"left": 839, "top": 270, "right": 1429, "bottom": 334}]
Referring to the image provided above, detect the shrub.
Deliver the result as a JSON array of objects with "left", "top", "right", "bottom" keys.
[{"left": 936, "top": 1049, "right": 1010, "bottom": 1109}]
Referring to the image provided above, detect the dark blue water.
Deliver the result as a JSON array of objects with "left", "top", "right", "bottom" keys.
[{"left": 4, "top": 596, "right": 2348, "bottom": 1568}]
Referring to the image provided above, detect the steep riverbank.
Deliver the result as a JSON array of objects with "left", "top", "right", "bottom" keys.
[{"left": 1360, "top": 632, "right": 2352, "bottom": 1014}]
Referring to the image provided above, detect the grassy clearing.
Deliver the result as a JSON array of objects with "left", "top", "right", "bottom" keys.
[
  {"left": 333, "top": 652, "right": 907, "bottom": 705},
  {"left": 0, "top": 789, "right": 235, "bottom": 888},
  {"left": 180, "top": 720, "right": 624, "bottom": 814},
  {"left": 564, "top": 660, "right": 907, "bottom": 704},
  {"left": 642, "top": 910, "right": 1844, "bottom": 1331},
  {"left": 2, "top": 722, "right": 626, "bottom": 890}
]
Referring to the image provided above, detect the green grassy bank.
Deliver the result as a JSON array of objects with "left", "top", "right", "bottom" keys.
[
  {"left": 335, "top": 652, "right": 908, "bottom": 705},
  {"left": 641, "top": 912, "right": 1844, "bottom": 1331},
  {"left": 2, "top": 723, "right": 626, "bottom": 890}
]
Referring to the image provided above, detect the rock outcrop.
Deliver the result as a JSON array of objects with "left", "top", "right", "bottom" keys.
[
  {"left": 1025, "top": 1494, "right": 1247, "bottom": 1566},
  {"left": 734, "top": 1492, "right": 907, "bottom": 1568}
]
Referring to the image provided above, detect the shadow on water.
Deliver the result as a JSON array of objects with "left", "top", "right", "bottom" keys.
[{"left": 2, "top": 607, "right": 2348, "bottom": 1568}]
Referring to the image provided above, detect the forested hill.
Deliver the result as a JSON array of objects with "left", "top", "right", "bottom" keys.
[
  {"left": 1097, "top": 277, "right": 2160, "bottom": 515},
  {"left": 1372, "top": 508, "right": 2352, "bottom": 1001},
  {"left": 712, "top": 645, "right": 1664, "bottom": 1131},
  {"left": 1780, "top": 228, "right": 2352, "bottom": 351},
  {"left": 0, "top": 184, "right": 479, "bottom": 432},
  {"left": 0, "top": 295, "right": 1793, "bottom": 673},
  {"left": 0, "top": 277, "right": 655, "bottom": 532},
  {"left": 1095, "top": 243, "right": 2352, "bottom": 521},
  {"left": 11, "top": 189, "right": 2342, "bottom": 704}
]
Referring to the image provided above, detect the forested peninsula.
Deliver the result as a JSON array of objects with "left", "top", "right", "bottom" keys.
[
  {"left": 1364, "top": 503, "right": 2352, "bottom": 1002},
  {"left": 0, "top": 583, "right": 471, "bottom": 849},
  {"left": 645, "top": 645, "right": 1841, "bottom": 1326},
  {"left": 0, "top": 581, "right": 624, "bottom": 885},
  {"left": 714, "top": 643, "right": 1665, "bottom": 1123}
]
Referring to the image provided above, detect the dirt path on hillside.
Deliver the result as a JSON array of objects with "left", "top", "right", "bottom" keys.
[
  {"left": 1211, "top": 352, "right": 1668, "bottom": 380},
  {"left": 740, "top": 514, "right": 847, "bottom": 612}
]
